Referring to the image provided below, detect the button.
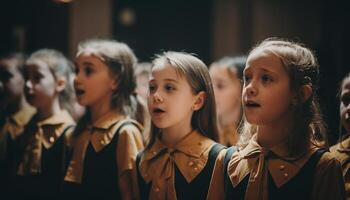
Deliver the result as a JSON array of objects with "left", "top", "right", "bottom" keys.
[
  {"left": 49, "top": 136, "right": 55, "bottom": 143},
  {"left": 283, "top": 173, "right": 289, "bottom": 177},
  {"left": 194, "top": 167, "right": 198, "bottom": 171},
  {"left": 188, "top": 161, "right": 194, "bottom": 167},
  {"left": 155, "top": 187, "right": 160, "bottom": 192},
  {"left": 152, "top": 151, "right": 157, "bottom": 155},
  {"left": 279, "top": 165, "right": 285, "bottom": 170}
]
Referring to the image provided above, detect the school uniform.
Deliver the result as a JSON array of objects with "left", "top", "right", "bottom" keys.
[
  {"left": 225, "top": 134, "right": 346, "bottom": 200},
  {"left": 331, "top": 137, "right": 350, "bottom": 199},
  {"left": 0, "top": 102, "right": 35, "bottom": 196},
  {"left": 136, "top": 130, "right": 227, "bottom": 200},
  {"left": 13, "top": 110, "right": 75, "bottom": 199},
  {"left": 63, "top": 110, "right": 144, "bottom": 199}
]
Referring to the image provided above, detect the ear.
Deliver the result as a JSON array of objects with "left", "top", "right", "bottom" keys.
[
  {"left": 56, "top": 77, "right": 66, "bottom": 92},
  {"left": 192, "top": 91, "right": 206, "bottom": 111},
  {"left": 110, "top": 79, "right": 118, "bottom": 91},
  {"left": 300, "top": 84, "right": 312, "bottom": 103}
]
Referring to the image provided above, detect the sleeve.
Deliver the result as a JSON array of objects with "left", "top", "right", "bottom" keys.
[
  {"left": 116, "top": 124, "right": 144, "bottom": 177},
  {"left": 311, "top": 152, "right": 346, "bottom": 200},
  {"left": 206, "top": 148, "right": 227, "bottom": 200}
]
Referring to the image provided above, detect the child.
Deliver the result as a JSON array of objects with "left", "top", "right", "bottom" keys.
[
  {"left": 331, "top": 72, "right": 350, "bottom": 198},
  {"left": 0, "top": 53, "right": 36, "bottom": 195},
  {"left": 134, "top": 62, "right": 152, "bottom": 143},
  {"left": 136, "top": 51, "right": 227, "bottom": 200},
  {"left": 13, "top": 49, "right": 75, "bottom": 199},
  {"left": 135, "top": 62, "right": 152, "bottom": 101},
  {"left": 210, "top": 56, "right": 246, "bottom": 146},
  {"left": 224, "top": 38, "right": 346, "bottom": 199},
  {"left": 63, "top": 39, "right": 144, "bottom": 200}
]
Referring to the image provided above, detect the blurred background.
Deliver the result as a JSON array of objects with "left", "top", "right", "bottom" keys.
[{"left": 0, "top": 0, "right": 349, "bottom": 144}]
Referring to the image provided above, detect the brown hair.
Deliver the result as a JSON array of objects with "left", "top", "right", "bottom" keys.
[
  {"left": 146, "top": 51, "right": 219, "bottom": 149},
  {"left": 26, "top": 49, "right": 74, "bottom": 115},
  {"left": 238, "top": 38, "right": 327, "bottom": 155}
]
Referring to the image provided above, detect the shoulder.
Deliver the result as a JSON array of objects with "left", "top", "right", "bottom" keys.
[{"left": 315, "top": 150, "right": 342, "bottom": 174}]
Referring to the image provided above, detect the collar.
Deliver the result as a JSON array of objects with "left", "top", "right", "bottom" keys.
[
  {"left": 330, "top": 137, "right": 350, "bottom": 166},
  {"left": 228, "top": 134, "right": 317, "bottom": 188},
  {"left": 10, "top": 102, "right": 36, "bottom": 127},
  {"left": 38, "top": 110, "right": 75, "bottom": 149},
  {"left": 140, "top": 130, "right": 215, "bottom": 183}
]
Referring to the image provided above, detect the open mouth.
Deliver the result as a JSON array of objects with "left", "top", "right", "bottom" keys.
[
  {"left": 75, "top": 88, "right": 85, "bottom": 96},
  {"left": 245, "top": 100, "right": 261, "bottom": 108},
  {"left": 153, "top": 108, "right": 165, "bottom": 114}
]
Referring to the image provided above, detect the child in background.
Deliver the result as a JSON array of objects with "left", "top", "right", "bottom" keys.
[
  {"left": 135, "top": 62, "right": 152, "bottom": 101},
  {"left": 134, "top": 62, "right": 152, "bottom": 142},
  {"left": 225, "top": 38, "right": 345, "bottom": 199},
  {"left": 210, "top": 56, "right": 246, "bottom": 146},
  {"left": 0, "top": 53, "right": 36, "bottom": 195},
  {"left": 63, "top": 39, "right": 144, "bottom": 199},
  {"left": 13, "top": 49, "right": 75, "bottom": 199},
  {"left": 331, "top": 72, "right": 350, "bottom": 198},
  {"left": 136, "top": 51, "right": 227, "bottom": 200}
]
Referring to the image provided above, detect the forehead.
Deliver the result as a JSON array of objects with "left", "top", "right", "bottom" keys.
[
  {"left": 0, "top": 59, "right": 20, "bottom": 73},
  {"left": 245, "top": 50, "right": 285, "bottom": 73},
  {"left": 75, "top": 53, "right": 105, "bottom": 66},
  {"left": 25, "top": 59, "right": 51, "bottom": 73},
  {"left": 151, "top": 64, "right": 182, "bottom": 80}
]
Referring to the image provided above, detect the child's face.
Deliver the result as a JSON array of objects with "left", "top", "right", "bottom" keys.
[
  {"left": 136, "top": 73, "right": 149, "bottom": 100},
  {"left": 0, "top": 59, "right": 24, "bottom": 111},
  {"left": 210, "top": 66, "right": 242, "bottom": 118},
  {"left": 23, "top": 60, "right": 57, "bottom": 110},
  {"left": 147, "top": 64, "right": 198, "bottom": 130},
  {"left": 242, "top": 51, "right": 294, "bottom": 127},
  {"left": 340, "top": 76, "right": 350, "bottom": 133},
  {"left": 74, "top": 54, "right": 117, "bottom": 108}
]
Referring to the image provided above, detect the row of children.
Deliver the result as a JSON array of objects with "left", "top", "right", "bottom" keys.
[{"left": 0, "top": 37, "right": 349, "bottom": 199}]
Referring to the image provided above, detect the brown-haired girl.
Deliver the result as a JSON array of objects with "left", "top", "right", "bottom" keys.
[
  {"left": 210, "top": 56, "right": 246, "bottom": 146},
  {"left": 136, "top": 51, "right": 227, "bottom": 200},
  {"left": 13, "top": 49, "right": 75, "bottom": 199},
  {"left": 331, "top": 72, "right": 350, "bottom": 198},
  {"left": 224, "top": 38, "right": 345, "bottom": 199},
  {"left": 63, "top": 39, "right": 144, "bottom": 199}
]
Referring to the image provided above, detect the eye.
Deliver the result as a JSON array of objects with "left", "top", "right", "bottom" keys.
[
  {"left": 165, "top": 84, "right": 175, "bottom": 92},
  {"left": 84, "top": 66, "right": 93, "bottom": 76},
  {"left": 218, "top": 83, "right": 225, "bottom": 90},
  {"left": 149, "top": 83, "right": 156, "bottom": 93},
  {"left": 261, "top": 74, "right": 273, "bottom": 83},
  {"left": 243, "top": 74, "right": 251, "bottom": 85},
  {"left": 341, "top": 95, "right": 350, "bottom": 106},
  {"left": 74, "top": 66, "right": 79, "bottom": 75}
]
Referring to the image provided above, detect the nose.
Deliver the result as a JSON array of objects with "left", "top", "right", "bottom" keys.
[
  {"left": 25, "top": 79, "right": 33, "bottom": 89},
  {"left": 244, "top": 81, "right": 257, "bottom": 96},
  {"left": 153, "top": 92, "right": 163, "bottom": 103}
]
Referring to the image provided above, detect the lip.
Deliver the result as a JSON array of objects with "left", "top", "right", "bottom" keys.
[
  {"left": 244, "top": 100, "right": 261, "bottom": 108},
  {"left": 75, "top": 88, "right": 85, "bottom": 97},
  {"left": 151, "top": 107, "right": 166, "bottom": 117}
]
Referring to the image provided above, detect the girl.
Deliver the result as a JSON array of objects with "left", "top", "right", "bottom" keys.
[
  {"left": 136, "top": 51, "right": 227, "bottom": 200},
  {"left": 224, "top": 38, "right": 346, "bottom": 200},
  {"left": 63, "top": 39, "right": 144, "bottom": 200},
  {"left": 13, "top": 49, "right": 75, "bottom": 199},
  {"left": 0, "top": 53, "right": 36, "bottom": 196},
  {"left": 331, "top": 72, "right": 350, "bottom": 198},
  {"left": 210, "top": 56, "right": 246, "bottom": 146}
]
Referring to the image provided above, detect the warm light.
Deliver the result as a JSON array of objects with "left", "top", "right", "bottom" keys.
[{"left": 53, "top": 0, "right": 73, "bottom": 3}]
